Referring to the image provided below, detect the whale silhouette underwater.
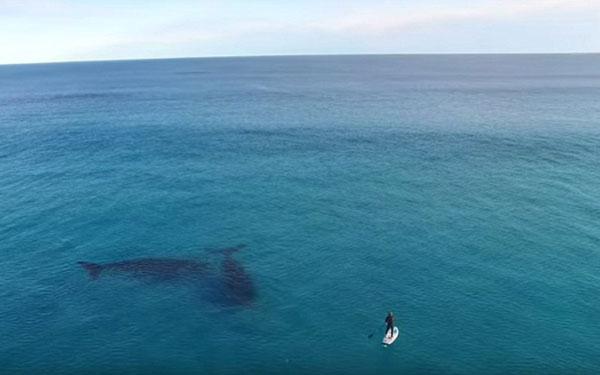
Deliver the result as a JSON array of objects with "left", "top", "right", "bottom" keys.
[{"left": 78, "top": 244, "right": 255, "bottom": 306}]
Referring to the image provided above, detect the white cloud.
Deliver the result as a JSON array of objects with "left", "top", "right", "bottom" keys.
[
  {"left": 313, "top": 0, "right": 599, "bottom": 34},
  {"left": 0, "top": 0, "right": 598, "bottom": 63}
]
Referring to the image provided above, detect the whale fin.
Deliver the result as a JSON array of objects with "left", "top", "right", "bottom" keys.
[
  {"left": 211, "top": 244, "right": 247, "bottom": 255},
  {"left": 221, "top": 244, "right": 247, "bottom": 256},
  {"left": 78, "top": 261, "right": 102, "bottom": 279}
]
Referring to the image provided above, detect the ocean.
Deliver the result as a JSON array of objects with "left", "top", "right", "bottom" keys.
[{"left": 1, "top": 54, "right": 599, "bottom": 374}]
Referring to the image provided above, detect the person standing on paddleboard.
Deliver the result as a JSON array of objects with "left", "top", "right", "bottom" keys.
[{"left": 385, "top": 312, "right": 394, "bottom": 338}]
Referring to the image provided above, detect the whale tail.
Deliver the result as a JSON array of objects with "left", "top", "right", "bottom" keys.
[{"left": 78, "top": 261, "right": 103, "bottom": 279}]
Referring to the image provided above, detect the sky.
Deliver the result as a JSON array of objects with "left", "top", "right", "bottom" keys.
[{"left": 0, "top": 0, "right": 599, "bottom": 64}]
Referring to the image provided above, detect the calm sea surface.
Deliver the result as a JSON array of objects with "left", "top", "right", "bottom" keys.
[{"left": 1, "top": 55, "right": 600, "bottom": 374}]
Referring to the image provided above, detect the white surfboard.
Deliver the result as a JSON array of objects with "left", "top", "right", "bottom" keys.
[{"left": 382, "top": 326, "right": 399, "bottom": 346}]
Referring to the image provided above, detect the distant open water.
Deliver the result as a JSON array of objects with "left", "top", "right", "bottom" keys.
[{"left": 1, "top": 54, "right": 600, "bottom": 374}]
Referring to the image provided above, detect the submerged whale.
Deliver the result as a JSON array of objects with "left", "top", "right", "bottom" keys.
[{"left": 77, "top": 244, "right": 256, "bottom": 306}]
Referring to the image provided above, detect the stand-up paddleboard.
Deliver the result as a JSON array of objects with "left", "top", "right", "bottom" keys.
[{"left": 382, "top": 327, "right": 399, "bottom": 347}]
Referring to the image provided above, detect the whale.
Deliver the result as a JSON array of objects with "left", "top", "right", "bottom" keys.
[{"left": 77, "top": 245, "right": 256, "bottom": 306}]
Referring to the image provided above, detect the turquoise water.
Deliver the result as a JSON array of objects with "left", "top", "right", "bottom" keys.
[{"left": 1, "top": 54, "right": 600, "bottom": 374}]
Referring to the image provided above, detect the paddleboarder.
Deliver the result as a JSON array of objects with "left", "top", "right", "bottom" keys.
[{"left": 385, "top": 312, "right": 394, "bottom": 338}]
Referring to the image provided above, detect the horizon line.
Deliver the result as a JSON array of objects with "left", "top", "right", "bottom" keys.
[{"left": 2, "top": 51, "right": 599, "bottom": 67}]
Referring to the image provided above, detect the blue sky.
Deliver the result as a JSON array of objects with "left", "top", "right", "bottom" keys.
[{"left": 0, "top": 0, "right": 598, "bottom": 64}]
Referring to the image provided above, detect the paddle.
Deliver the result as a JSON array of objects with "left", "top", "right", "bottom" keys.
[{"left": 368, "top": 323, "right": 385, "bottom": 339}]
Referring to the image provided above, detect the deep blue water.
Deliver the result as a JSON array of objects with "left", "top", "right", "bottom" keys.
[{"left": 1, "top": 54, "right": 600, "bottom": 374}]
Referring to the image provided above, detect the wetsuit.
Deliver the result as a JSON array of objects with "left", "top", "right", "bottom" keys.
[{"left": 385, "top": 314, "right": 394, "bottom": 337}]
